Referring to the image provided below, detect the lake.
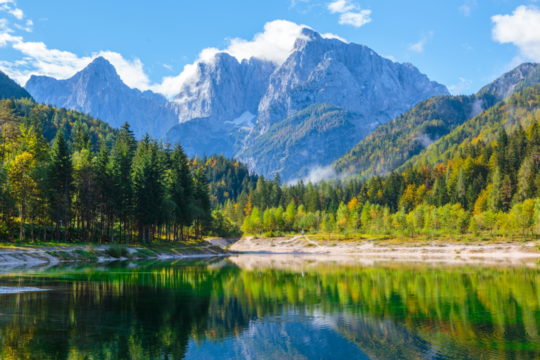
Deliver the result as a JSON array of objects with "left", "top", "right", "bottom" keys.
[{"left": 0, "top": 255, "right": 539, "bottom": 359}]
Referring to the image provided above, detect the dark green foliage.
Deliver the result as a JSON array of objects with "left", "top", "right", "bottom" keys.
[
  {"left": 0, "top": 98, "right": 235, "bottom": 243},
  {"left": 48, "top": 129, "right": 73, "bottom": 240},
  {"left": 10, "top": 99, "right": 116, "bottom": 150},
  {"left": 0, "top": 71, "right": 33, "bottom": 100},
  {"left": 196, "top": 153, "right": 257, "bottom": 206},
  {"left": 104, "top": 245, "right": 130, "bottom": 258}
]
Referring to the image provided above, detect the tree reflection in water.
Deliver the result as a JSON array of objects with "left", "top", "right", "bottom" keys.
[{"left": 0, "top": 256, "right": 539, "bottom": 359}]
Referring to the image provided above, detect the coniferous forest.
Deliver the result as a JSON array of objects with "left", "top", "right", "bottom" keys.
[{"left": 0, "top": 98, "right": 247, "bottom": 243}]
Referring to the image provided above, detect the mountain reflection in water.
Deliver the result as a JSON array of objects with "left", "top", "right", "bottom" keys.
[{"left": 0, "top": 255, "right": 539, "bottom": 359}]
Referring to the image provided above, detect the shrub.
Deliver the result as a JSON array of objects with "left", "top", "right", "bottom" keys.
[
  {"left": 135, "top": 248, "right": 156, "bottom": 257},
  {"left": 265, "top": 231, "right": 275, "bottom": 238},
  {"left": 104, "top": 245, "right": 130, "bottom": 259},
  {"left": 73, "top": 249, "right": 98, "bottom": 261}
]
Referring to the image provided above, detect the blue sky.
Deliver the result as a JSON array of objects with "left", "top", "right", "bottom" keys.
[{"left": 0, "top": 0, "right": 539, "bottom": 97}]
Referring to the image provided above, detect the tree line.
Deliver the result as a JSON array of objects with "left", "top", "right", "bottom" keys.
[{"left": 0, "top": 99, "right": 223, "bottom": 243}]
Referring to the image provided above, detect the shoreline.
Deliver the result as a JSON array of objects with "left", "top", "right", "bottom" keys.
[
  {"left": 0, "top": 243, "right": 228, "bottom": 267},
  {"left": 229, "top": 235, "right": 540, "bottom": 262},
  {"left": 3, "top": 235, "right": 540, "bottom": 267}
]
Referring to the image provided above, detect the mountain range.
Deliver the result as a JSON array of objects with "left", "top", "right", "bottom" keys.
[{"left": 24, "top": 28, "right": 449, "bottom": 181}]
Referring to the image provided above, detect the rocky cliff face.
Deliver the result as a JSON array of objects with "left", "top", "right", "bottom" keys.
[
  {"left": 478, "top": 62, "right": 540, "bottom": 101},
  {"left": 171, "top": 53, "right": 276, "bottom": 127},
  {"left": 251, "top": 29, "right": 449, "bottom": 137},
  {"left": 25, "top": 57, "right": 178, "bottom": 138}
]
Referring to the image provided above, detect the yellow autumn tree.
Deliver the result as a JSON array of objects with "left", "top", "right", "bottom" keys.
[{"left": 9, "top": 152, "right": 37, "bottom": 241}]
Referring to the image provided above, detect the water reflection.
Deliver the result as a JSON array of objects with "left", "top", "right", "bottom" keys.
[{"left": 0, "top": 256, "right": 539, "bottom": 359}]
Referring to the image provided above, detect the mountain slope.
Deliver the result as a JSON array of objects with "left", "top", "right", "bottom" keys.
[
  {"left": 25, "top": 57, "right": 177, "bottom": 139},
  {"left": 478, "top": 62, "right": 540, "bottom": 100},
  {"left": 9, "top": 98, "right": 117, "bottom": 148},
  {"left": 404, "top": 84, "right": 540, "bottom": 169},
  {"left": 251, "top": 29, "right": 449, "bottom": 136},
  {"left": 333, "top": 63, "right": 540, "bottom": 180},
  {"left": 0, "top": 71, "right": 33, "bottom": 100},
  {"left": 240, "top": 104, "right": 370, "bottom": 181}
]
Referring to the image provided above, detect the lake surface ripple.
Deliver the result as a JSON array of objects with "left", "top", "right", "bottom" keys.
[{"left": 0, "top": 255, "right": 539, "bottom": 359}]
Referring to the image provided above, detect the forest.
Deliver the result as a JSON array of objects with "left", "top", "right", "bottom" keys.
[{"left": 0, "top": 98, "right": 247, "bottom": 243}]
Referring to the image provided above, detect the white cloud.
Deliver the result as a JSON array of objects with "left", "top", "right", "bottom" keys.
[
  {"left": 0, "top": 18, "right": 10, "bottom": 32},
  {"left": 492, "top": 5, "right": 540, "bottom": 61},
  {"left": 14, "top": 23, "right": 31, "bottom": 32},
  {"left": 162, "top": 63, "right": 173, "bottom": 71},
  {"left": 0, "top": 34, "right": 152, "bottom": 90},
  {"left": 9, "top": 7, "right": 21, "bottom": 19},
  {"left": 321, "top": 32, "right": 348, "bottom": 43},
  {"left": 339, "top": 10, "right": 371, "bottom": 27},
  {"left": 221, "top": 20, "right": 310, "bottom": 64},
  {"left": 459, "top": 0, "right": 477, "bottom": 17},
  {"left": 327, "top": 0, "right": 358, "bottom": 13},
  {"left": 409, "top": 32, "right": 434, "bottom": 53},
  {"left": 448, "top": 77, "right": 472, "bottom": 95},
  {"left": 25, "top": 19, "right": 31, "bottom": 26},
  {"left": 327, "top": 1, "right": 371, "bottom": 28}
]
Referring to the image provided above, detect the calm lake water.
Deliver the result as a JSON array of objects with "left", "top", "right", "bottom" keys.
[{"left": 0, "top": 255, "right": 539, "bottom": 359}]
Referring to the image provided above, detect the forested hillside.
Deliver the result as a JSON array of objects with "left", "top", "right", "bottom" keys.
[
  {"left": 10, "top": 98, "right": 117, "bottom": 149},
  {"left": 333, "top": 93, "right": 497, "bottom": 179},
  {"left": 333, "top": 63, "right": 540, "bottom": 181},
  {"left": 0, "top": 70, "right": 33, "bottom": 100}
]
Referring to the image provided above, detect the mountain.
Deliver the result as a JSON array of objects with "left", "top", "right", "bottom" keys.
[
  {"left": 24, "top": 30, "right": 449, "bottom": 180},
  {"left": 25, "top": 57, "right": 177, "bottom": 138},
  {"left": 163, "top": 53, "right": 276, "bottom": 158},
  {"left": 239, "top": 104, "right": 371, "bottom": 181},
  {"left": 251, "top": 29, "right": 449, "bottom": 135},
  {"left": 236, "top": 28, "right": 449, "bottom": 179},
  {"left": 478, "top": 62, "right": 540, "bottom": 100},
  {"left": 333, "top": 63, "right": 540, "bottom": 180},
  {"left": 0, "top": 70, "right": 33, "bottom": 100},
  {"left": 170, "top": 53, "right": 276, "bottom": 125}
]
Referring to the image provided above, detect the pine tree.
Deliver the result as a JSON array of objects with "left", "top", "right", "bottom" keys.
[
  {"left": 48, "top": 129, "right": 72, "bottom": 241},
  {"left": 95, "top": 141, "right": 112, "bottom": 243},
  {"left": 193, "top": 166, "right": 211, "bottom": 239},
  {"left": 170, "top": 143, "right": 193, "bottom": 241}
]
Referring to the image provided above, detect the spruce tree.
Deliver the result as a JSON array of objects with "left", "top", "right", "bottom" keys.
[
  {"left": 170, "top": 143, "right": 193, "bottom": 241},
  {"left": 49, "top": 129, "right": 72, "bottom": 241}
]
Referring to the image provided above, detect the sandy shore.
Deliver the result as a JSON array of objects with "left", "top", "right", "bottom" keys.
[
  {"left": 0, "top": 243, "right": 227, "bottom": 267},
  {"left": 229, "top": 235, "right": 540, "bottom": 262}
]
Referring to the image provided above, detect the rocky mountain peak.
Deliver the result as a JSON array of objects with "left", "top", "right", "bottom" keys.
[{"left": 478, "top": 62, "right": 540, "bottom": 100}]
